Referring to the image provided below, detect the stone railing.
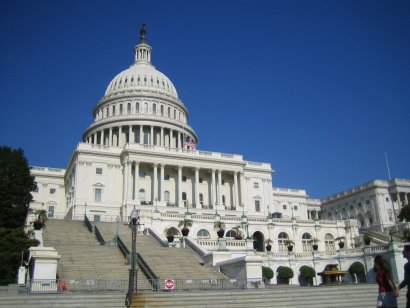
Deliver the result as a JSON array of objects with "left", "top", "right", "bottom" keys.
[{"left": 197, "top": 239, "right": 247, "bottom": 250}]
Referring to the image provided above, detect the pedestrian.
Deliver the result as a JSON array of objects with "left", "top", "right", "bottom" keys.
[
  {"left": 374, "top": 255, "right": 398, "bottom": 308},
  {"left": 396, "top": 245, "right": 410, "bottom": 308}
]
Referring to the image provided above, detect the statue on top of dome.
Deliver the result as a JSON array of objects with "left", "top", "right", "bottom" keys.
[{"left": 140, "top": 23, "right": 147, "bottom": 42}]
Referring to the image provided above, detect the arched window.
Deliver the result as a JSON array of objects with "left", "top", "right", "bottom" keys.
[
  {"left": 168, "top": 107, "right": 171, "bottom": 117},
  {"left": 139, "top": 189, "right": 145, "bottom": 201},
  {"left": 325, "top": 233, "right": 335, "bottom": 251},
  {"left": 152, "top": 103, "right": 156, "bottom": 114},
  {"left": 278, "top": 232, "right": 289, "bottom": 252},
  {"left": 197, "top": 229, "right": 210, "bottom": 239},
  {"left": 302, "top": 233, "right": 312, "bottom": 252},
  {"left": 120, "top": 104, "right": 123, "bottom": 115},
  {"left": 173, "top": 109, "right": 176, "bottom": 119},
  {"left": 136, "top": 102, "right": 140, "bottom": 113},
  {"left": 222, "top": 195, "right": 226, "bottom": 206},
  {"left": 144, "top": 102, "right": 148, "bottom": 113},
  {"left": 164, "top": 191, "right": 170, "bottom": 203},
  {"left": 226, "top": 230, "right": 236, "bottom": 238},
  {"left": 182, "top": 192, "right": 187, "bottom": 201},
  {"left": 127, "top": 103, "right": 131, "bottom": 114},
  {"left": 161, "top": 105, "right": 164, "bottom": 116}
]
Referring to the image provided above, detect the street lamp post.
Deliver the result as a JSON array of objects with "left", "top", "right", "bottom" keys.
[{"left": 126, "top": 206, "right": 140, "bottom": 308}]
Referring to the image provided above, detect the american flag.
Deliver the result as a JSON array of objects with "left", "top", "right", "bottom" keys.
[{"left": 184, "top": 136, "right": 196, "bottom": 149}]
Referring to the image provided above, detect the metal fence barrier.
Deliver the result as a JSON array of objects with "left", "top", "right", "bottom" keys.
[{"left": 28, "top": 278, "right": 257, "bottom": 294}]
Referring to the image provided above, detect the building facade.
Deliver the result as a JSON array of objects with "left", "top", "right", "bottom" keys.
[{"left": 28, "top": 26, "right": 410, "bottom": 285}]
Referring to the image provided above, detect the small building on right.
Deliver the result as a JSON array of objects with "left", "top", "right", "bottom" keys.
[{"left": 320, "top": 178, "right": 410, "bottom": 233}]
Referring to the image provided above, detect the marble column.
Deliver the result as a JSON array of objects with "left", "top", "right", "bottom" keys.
[
  {"left": 153, "top": 164, "right": 158, "bottom": 202},
  {"left": 195, "top": 168, "right": 200, "bottom": 208},
  {"left": 129, "top": 125, "right": 134, "bottom": 144},
  {"left": 160, "top": 164, "right": 165, "bottom": 202},
  {"left": 217, "top": 170, "right": 222, "bottom": 207},
  {"left": 160, "top": 127, "right": 164, "bottom": 147},
  {"left": 178, "top": 166, "right": 183, "bottom": 206},
  {"left": 101, "top": 130, "right": 105, "bottom": 145},
  {"left": 233, "top": 171, "right": 239, "bottom": 208},
  {"left": 150, "top": 126, "right": 154, "bottom": 145},
  {"left": 211, "top": 169, "right": 216, "bottom": 207},
  {"left": 139, "top": 125, "right": 143, "bottom": 144},
  {"left": 109, "top": 128, "right": 113, "bottom": 146},
  {"left": 134, "top": 162, "right": 139, "bottom": 202}
]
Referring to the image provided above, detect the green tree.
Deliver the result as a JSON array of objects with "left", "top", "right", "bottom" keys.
[
  {"left": 0, "top": 146, "right": 36, "bottom": 228},
  {"left": 0, "top": 227, "right": 39, "bottom": 285},
  {"left": 262, "top": 266, "right": 274, "bottom": 280},
  {"left": 398, "top": 203, "right": 410, "bottom": 222}
]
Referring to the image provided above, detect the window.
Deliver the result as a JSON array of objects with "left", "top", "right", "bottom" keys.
[
  {"left": 325, "top": 234, "right": 335, "bottom": 251},
  {"left": 283, "top": 205, "right": 287, "bottom": 210},
  {"left": 50, "top": 188, "right": 56, "bottom": 194},
  {"left": 127, "top": 103, "right": 131, "bottom": 114},
  {"left": 222, "top": 195, "right": 226, "bottom": 206},
  {"left": 164, "top": 191, "right": 170, "bottom": 203},
  {"left": 153, "top": 104, "right": 156, "bottom": 114},
  {"left": 182, "top": 192, "right": 187, "bottom": 201},
  {"left": 386, "top": 197, "right": 390, "bottom": 202},
  {"left": 366, "top": 200, "right": 370, "bottom": 205},
  {"left": 139, "top": 189, "right": 145, "bottom": 201},
  {"left": 96, "top": 168, "right": 103, "bottom": 175},
  {"left": 197, "top": 229, "right": 210, "bottom": 239},
  {"left": 112, "top": 105, "right": 116, "bottom": 115},
  {"left": 387, "top": 209, "right": 393, "bottom": 222},
  {"left": 139, "top": 171, "right": 146, "bottom": 178},
  {"left": 168, "top": 107, "right": 171, "bottom": 117},
  {"left": 199, "top": 178, "right": 203, "bottom": 183},
  {"left": 278, "top": 232, "right": 289, "bottom": 252},
  {"left": 254, "top": 182, "right": 259, "bottom": 188},
  {"left": 164, "top": 174, "right": 170, "bottom": 180},
  {"left": 161, "top": 105, "right": 164, "bottom": 116},
  {"left": 34, "top": 182, "right": 39, "bottom": 193},
  {"left": 120, "top": 104, "right": 123, "bottom": 114},
  {"left": 144, "top": 102, "right": 148, "bottom": 113},
  {"left": 293, "top": 206, "right": 298, "bottom": 210},
  {"left": 182, "top": 176, "right": 187, "bottom": 182},
  {"left": 95, "top": 188, "right": 102, "bottom": 202},
  {"left": 302, "top": 233, "right": 312, "bottom": 252},
  {"left": 221, "top": 180, "right": 225, "bottom": 185},
  {"left": 143, "top": 130, "right": 149, "bottom": 144},
  {"left": 350, "top": 205, "right": 353, "bottom": 210},
  {"left": 226, "top": 230, "right": 236, "bottom": 238},
  {"left": 136, "top": 102, "right": 140, "bottom": 113},
  {"left": 173, "top": 110, "right": 176, "bottom": 119},
  {"left": 199, "top": 193, "right": 204, "bottom": 206},
  {"left": 255, "top": 200, "right": 260, "bottom": 212},
  {"left": 94, "top": 215, "right": 101, "bottom": 222},
  {"left": 47, "top": 206, "right": 55, "bottom": 218}
]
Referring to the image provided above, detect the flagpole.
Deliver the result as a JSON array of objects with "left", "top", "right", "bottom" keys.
[{"left": 385, "top": 152, "right": 391, "bottom": 181}]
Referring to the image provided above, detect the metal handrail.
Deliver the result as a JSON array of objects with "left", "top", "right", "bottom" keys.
[
  {"left": 117, "top": 236, "right": 129, "bottom": 257},
  {"left": 84, "top": 215, "right": 93, "bottom": 233},
  {"left": 94, "top": 226, "right": 105, "bottom": 245},
  {"left": 117, "top": 236, "right": 159, "bottom": 291},
  {"left": 137, "top": 252, "right": 160, "bottom": 291}
]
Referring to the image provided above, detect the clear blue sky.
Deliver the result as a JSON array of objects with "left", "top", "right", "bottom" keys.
[{"left": 1, "top": 0, "right": 409, "bottom": 198}]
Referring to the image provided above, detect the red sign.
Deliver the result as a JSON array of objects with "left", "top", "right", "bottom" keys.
[{"left": 164, "top": 279, "right": 175, "bottom": 290}]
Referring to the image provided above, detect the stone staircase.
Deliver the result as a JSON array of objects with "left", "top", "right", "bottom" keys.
[
  {"left": 94, "top": 222, "right": 226, "bottom": 283},
  {"left": 42, "top": 220, "right": 139, "bottom": 281},
  {"left": 132, "top": 284, "right": 407, "bottom": 308},
  {"left": 0, "top": 293, "right": 125, "bottom": 307}
]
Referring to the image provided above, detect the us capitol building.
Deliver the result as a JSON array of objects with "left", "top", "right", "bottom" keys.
[{"left": 28, "top": 25, "right": 410, "bottom": 284}]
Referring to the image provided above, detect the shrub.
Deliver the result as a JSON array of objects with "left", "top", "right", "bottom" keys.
[
  {"left": 349, "top": 262, "right": 365, "bottom": 275},
  {"left": 262, "top": 266, "right": 274, "bottom": 280},
  {"left": 299, "top": 266, "right": 316, "bottom": 279},
  {"left": 277, "top": 266, "right": 294, "bottom": 279}
]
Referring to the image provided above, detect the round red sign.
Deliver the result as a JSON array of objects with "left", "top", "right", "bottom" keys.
[{"left": 164, "top": 279, "right": 175, "bottom": 290}]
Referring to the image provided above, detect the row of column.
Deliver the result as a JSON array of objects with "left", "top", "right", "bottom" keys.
[
  {"left": 86, "top": 125, "right": 192, "bottom": 149},
  {"left": 122, "top": 161, "right": 246, "bottom": 208}
]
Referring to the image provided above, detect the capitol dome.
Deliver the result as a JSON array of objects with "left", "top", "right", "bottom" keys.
[
  {"left": 82, "top": 24, "right": 197, "bottom": 150},
  {"left": 104, "top": 54, "right": 179, "bottom": 99}
]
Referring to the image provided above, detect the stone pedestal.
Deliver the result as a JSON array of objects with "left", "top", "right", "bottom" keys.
[{"left": 28, "top": 247, "right": 61, "bottom": 293}]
